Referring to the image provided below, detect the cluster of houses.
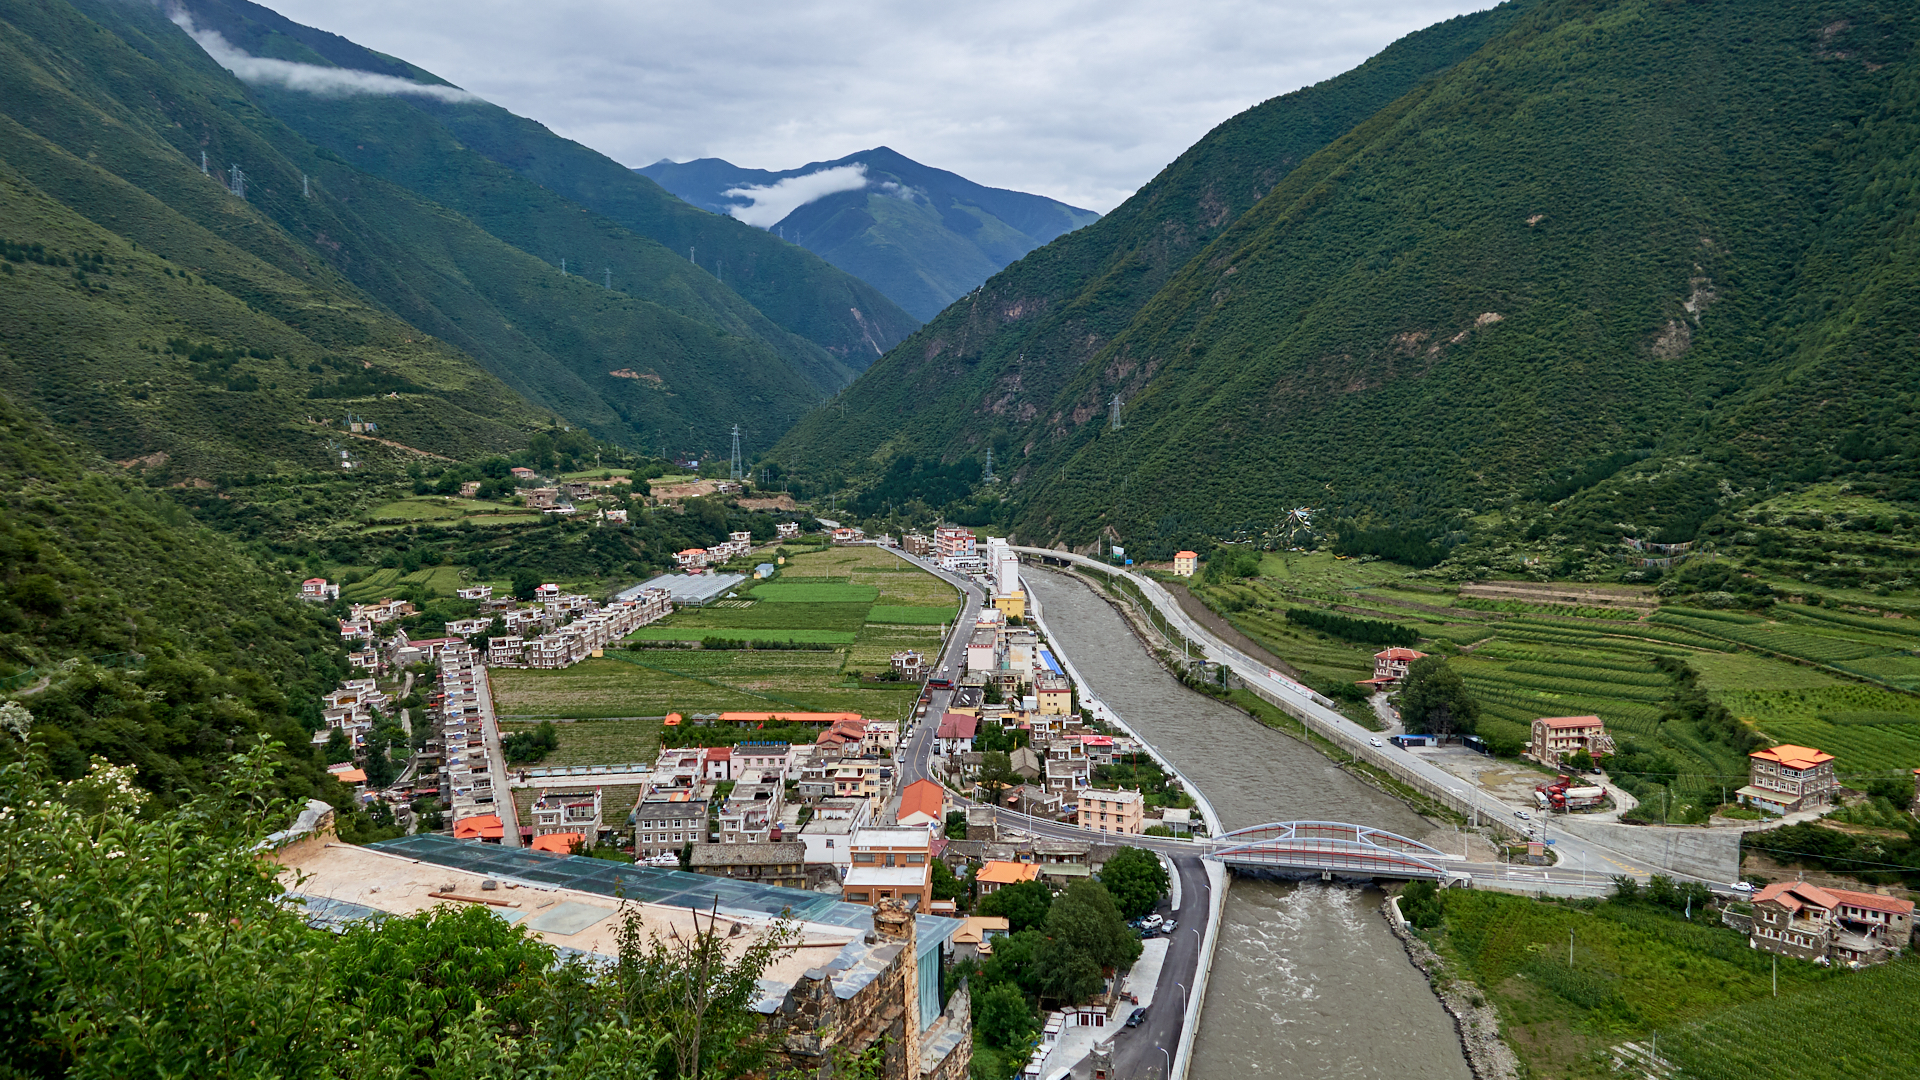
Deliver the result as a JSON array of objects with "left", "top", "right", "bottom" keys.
[
  {"left": 901, "top": 526, "right": 988, "bottom": 574},
  {"left": 675, "top": 529, "right": 762, "bottom": 571},
  {"left": 483, "top": 585, "right": 673, "bottom": 669}
]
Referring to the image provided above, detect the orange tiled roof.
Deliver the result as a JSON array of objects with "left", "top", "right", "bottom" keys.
[
  {"left": 529, "top": 832, "right": 584, "bottom": 853},
  {"left": 977, "top": 861, "right": 1042, "bottom": 885},
  {"left": 899, "top": 779, "right": 946, "bottom": 822},
  {"left": 1537, "top": 715, "right": 1604, "bottom": 730},
  {"left": 1751, "top": 744, "right": 1835, "bottom": 769},
  {"left": 1374, "top": 648, "right": 1427, "bottom": 661},
  {"left": 452, "top": 814, "right": 505, "bottom": 839},
  {"left": 719, "top": 711, "right": 863, "bottom": 726}
]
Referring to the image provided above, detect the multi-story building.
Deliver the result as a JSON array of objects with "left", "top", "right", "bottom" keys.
[
  {"left": 300, "top": 577, "right": 340, "bottom": 602},
  {"left": 965, "top": 629, "right": 1000, "bottom": 675},
  {"left": 530, "top": 787, "right": 603, "bottom": 849},
  {"left": 1357, "top": 647, "right": 1427, "bottom": 691},
  {"left": 1171, "top": 551, "right": 1198, "bottom": 577},
  {"left": 800, "top": 798, "right": 872, "bottom": 876},
  {"left": 1076, "top": 789, "right": 1144, "bottom": 835},
  {"left": 732, "top": 741, "right": 802, "bottom": 781},
  {"left": 631, "top": 794, "right": 708, "bottom": 858},
  {"left": 777, "top": 521, "right": 801, "bottom": 539},
  {"left": 834, "top": 760, "right": 891, "bottom": 810},
  {"left": 935, "top": 526, "right": 981, "bottom": 572},
  {"left": 935, "top": 713, "right": 979, "bottom": 757},
  {"left": 844, "top": 828, "right": 933, "bottom": 909},
  {"left": 1528, "top": 715, "right": 1615, "bottom": 767},
  {"left": 1750, "top": 881, "right": 1914, "bottom": 965},
  {"left": 718, "top": 769, "right": 785, "bottom": 844},
  {"left": 1740, "top": 744, "right": 1839, "bottom": 814},
  {"left": 1036, "top": 677, "right": 1072, "bottom": 716},
  {"left": 456, "top": 585, "right": 493, "bottom": 601}
]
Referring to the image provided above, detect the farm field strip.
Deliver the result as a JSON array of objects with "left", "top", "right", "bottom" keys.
[
  {"left": 623, "top": 627, "right": 858, "bottom": 644},
  {"left": 866, "top": 605, "right": 958, "bottom": 625},
  {"left": 495, "top": 718, "right": 663, "bottom": 766}
]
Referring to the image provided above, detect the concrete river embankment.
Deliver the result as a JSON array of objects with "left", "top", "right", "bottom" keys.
[{"left": 1026, "top": 569, "right": 1472, "bottom": 1079}]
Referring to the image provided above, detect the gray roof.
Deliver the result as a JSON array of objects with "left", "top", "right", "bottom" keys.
[
  {"left": 690, "top": 842, "right": 807, "bottom": 868},
  {"left": 619, "top": 573, "right": 747, "bottom": 606},
  {"left": 634, "top": 800, "right": 706, "bottom": 821}
]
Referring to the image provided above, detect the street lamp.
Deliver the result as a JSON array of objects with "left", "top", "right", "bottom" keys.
[
  {"left": 1159, "top": 1045, "right": 1171, "bottom": 1079},
  {"left": 1175, "top": 981, "right": 1187, "bottom": 1013}
]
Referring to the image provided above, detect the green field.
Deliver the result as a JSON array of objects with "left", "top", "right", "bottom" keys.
[
  {"left": 749, "top": 581, "right": 880, "bottom": 603},
  {"left": 867, "top": 605, "right": 958, "bottom": 625},
  {"left": 340, "top": 565, "right": 470, "bottom": 601},
  {"left": 1427, "top": 889, "right": 1872, "bottom": 1080},
  {"left": 624, "top": 627, "right": 857, "bottom": 645},
  {"left": 1661, "top": 958, "right": 1920, "bottom": 1080},
  {"left": 369, "top": 496, "right": 530, "bottom": 522},
  {"left": 489, "top": 546, "right": 954, "bottom": 735},
  {"left": 494, "top": 718, "right": 661, "bottom": 765}
]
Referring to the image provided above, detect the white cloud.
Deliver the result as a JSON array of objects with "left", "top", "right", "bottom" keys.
[
  {"left": 245, "top": 1, "right": 1493, "bottom": 212},
  {"left": 722, "top": 164, "right": 871, "bottom": 227},
  {"left": 170, "top": 10, "right": 482, "bottom": 103}
]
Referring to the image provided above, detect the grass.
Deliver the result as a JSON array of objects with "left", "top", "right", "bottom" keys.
[
  {"left": 1430, "top": 890, "right": 1849, "bottom": 1080},
  {"left": 866, "top": 604, "right": 957, "bottom": 625},
  {"left": 748, "top": 581, "right": 880, "bottom": 603},
  {"left": 1659, "top": 958, "right": 1920, "bottom": 1080},
  {"left": 339, "top": 565, "right": 470, "bottom": 601},
  {"left": 368, "top": 497, "right": 526, "bottom": 522},
  {"left": 495, "top": 718, "right": 661, "bottom": 766},
  {"left": 623, "top": 627, "right": 857, "bottom": 645}
]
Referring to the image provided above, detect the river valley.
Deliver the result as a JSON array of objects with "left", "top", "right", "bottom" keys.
[{"left": 1026, "top": 568, "right": 1473, "bottom": 1079}]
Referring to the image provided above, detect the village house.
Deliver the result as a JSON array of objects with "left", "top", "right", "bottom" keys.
[
  {"left": 456, "top": 585, "right": 493, "bottom": 601},
  {"left": 1171, "top": 550, "right": 1198, "bottom": 577},
  {"left": 844, "top": 828, "right": 933, "bottom": 909},
  {"left": 675, "top": 547, "right": 712, "bottom": 570},
  {"left": 1750, "top": 881, "right": 1914, "bottom": 965},
  {"left": 975, "top": 860, "right": 1041, "bottom": 896},
  {"left": 893, "top": 650, "right": 931, "bottom": 680},
  {"left": 800, "top": 798, "right": 872, "bottom": 876},
  {"left": 690, "top": 841, "right": 809, "bottom": 890},
  {"left": 509, "top": 466, "right": 537, "bottom": 481},
  {"left": 300, "top": 577, "right": 340, "bottom": 602},
  {"left": 1357, "top": 647, "right": 1428, "bottom": 691},
  {"left": 525, "top": 487, "right": 562, "bottom": 510},
  {"left": 602, "top": 508, "right": 629, "bottom": 524},
  {"left": 965, "top": 629, "right": 1000, "bottom": 675},
  {"left": 934, "top": 712, "right": 979, "bottom": 757},
  {"left": 777, "top": 521, "right": 801, "bottom": 539},
  {"left": 896, "top": 779, "right": 948, "bottom": 831},
  {"left": 529, "top": 787, "right": 603, "bottom": 850},
  {"left": 1740, "top": 744, "right": 1840, "bottom": 813},
  {"left": 733, "top": 741, "right": 802, "bottom": 780},
  {"left": 459, "top": 480, "right": 482, "bottom": 498},
  {"left": 1527, "top": 715, "right": 1615, "bottom": 767},
  {"left": 834, "top": 761, "right": 891, "bottom": 809},
  {"left": 719, "top": 770, "right": 786, "bottom": 844},
  {"left": 1076, "top": 789, "right": 1144, "bottom": 835},
  {"left": 949, "top": 916, "right": 1010, "bottom": 963},
  {"left": 903, "top": 533, "right": 933, "bottom": 558},
  {"left": 1036, "top": 677, "right": 1072, "bottom": 715},
  {"left": 631, "top": 793, "right": 707, "bottom": 858}
]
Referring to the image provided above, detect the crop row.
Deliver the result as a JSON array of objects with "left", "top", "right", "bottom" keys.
[
  {"left": 1506, "top": 661, "right": 1668, "bottom": 685},
  {"left": 1657, "top": 606, "right": 1768, "bottom": 625},
  {"left": 1661, "top": 960, "right": 1920, "bottom": 1080},
  {"left": 1780, "top": 603, "right": 1920, "bottom": 639},
  {"left": 1492, "top": 624, "right": 1722, "bottom": 654},
  {"left": 1470, "top": 670, "right": 1671, "bottom": 702},
  {"left": 1655, "top": 614, "right": 1888, "bottom": 662}
]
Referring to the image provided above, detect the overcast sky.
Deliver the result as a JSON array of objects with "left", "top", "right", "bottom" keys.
[{"left": 263, "top": 0, "right": 1492, "bottom": 213}]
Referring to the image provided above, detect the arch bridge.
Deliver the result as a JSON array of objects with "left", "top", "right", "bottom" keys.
[{"left": 1205, "top": 821, "right": 1451, "bottom": 881}]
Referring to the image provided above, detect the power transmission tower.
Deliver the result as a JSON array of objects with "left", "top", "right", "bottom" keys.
[
  {"left": 982, "top": 446, "right": 995, "bottom": 482},
  {"left": 1109, "top": 393, "right": 1123, "bottom": 430},
  {"left": 560, "top": 258, "right": 567, "bottom": 275},
  {"left": 604, "top": 267, "right": 612, "bottom": 289},
  {"left": 200, "top": 150, "right": 209, "bottom": 175},
  {"left": 729, "top": 423, "right": 744, "bottom": 481},
  {"left": 302, "top": 173, "right": 310, "bottom": 197},
  {"left": 228, "top": 164, "right": 246, "bottom": 200}
]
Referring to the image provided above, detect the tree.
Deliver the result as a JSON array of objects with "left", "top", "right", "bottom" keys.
[
  {"left": 976, "top": 751, "right": 1021, "bottom": 805},
  {"left": 1399, "top": 880, "right": 1442, "bottom": 929},
  {"left": 973, "top": 981, "right": 1038, "bottom": 1051},
  {"left": 1042, "top": 880, "right": 1142, "bottom": 974},
  {"left": 511, "top": 568, "right": 543, "bottom": 599},
  {"left": 1098, "top": 846, "right": 1170, "bottom": 919},
  {"left": 977, "top": 879, "right": 1052, "bottom": 933},
  {"left": 944, "top": 809, "right": 968, "bottom": 840},
  {"left": 612, "top": 900, "right": 794, "bottom": 1080},
  {"left": 1397, "top": 656, "right": 1479, "bottom": 737},
  {"left": 931, "top": 857, "right": 966, "bottom": 904},
  {"left": 324, "top": 725, "right": 352, "bottom": 764}
]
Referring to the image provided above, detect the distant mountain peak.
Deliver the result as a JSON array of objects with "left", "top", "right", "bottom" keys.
[{"left": 639, "top": 149, "right": 1099, "bottom": 320}]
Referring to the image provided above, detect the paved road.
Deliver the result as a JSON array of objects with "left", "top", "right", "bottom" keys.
[{"left": 1008, "top": 550, "right": 1698, "bottom": 880}]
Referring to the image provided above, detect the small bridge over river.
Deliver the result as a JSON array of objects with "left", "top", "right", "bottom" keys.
[{"left": 1204, "top": 821, "right": 1457, "bottom": 882}]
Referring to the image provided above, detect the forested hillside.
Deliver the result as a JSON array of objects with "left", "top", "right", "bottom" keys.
[
  {"left": 773, "top": 0, "right": 1920, "bottom": 567},
  {"left": 642, "top": 147, "right": 1101, "bottom": 320},
  {"left": 0, "top": 0, "right": 911, "bottom": 478},
  {"left": 0, "top": 390, "right": 344, "bottom": 800},
  {"left": 168, "top": 0, "right": 921, "bottom": 368}
]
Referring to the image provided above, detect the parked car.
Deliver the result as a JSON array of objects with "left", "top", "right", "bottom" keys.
[
  {"left": 1162, "top": 920, "right": 1177, "bottom": 933},
  {"left": 1125, "top": 1008, "right": 1148, "bottom": 1028},
  {"left": 1142, "top": 914, "right": 1162, "bottom": 928}
]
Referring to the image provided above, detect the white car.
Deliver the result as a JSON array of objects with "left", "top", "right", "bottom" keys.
[
  {"left": 1142, "top": 914, "right": 1162, "bottom": 929},
  {"left": 1514, "top": 810, "right": 1531, "bottom": 820},
  {"left": 1728, "top": 881, "right": 1755, "bottom": 895},
  {"left": 1368, "top": 737, "right": 1384, "bottom": 748}
]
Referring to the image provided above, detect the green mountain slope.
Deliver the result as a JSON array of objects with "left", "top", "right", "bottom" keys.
[
  {"left": 771, "top": 0, "right": 1530, "bottom": 489},
  {"left": 640, "top": 147, "right": 1101, "bottom": 320},
  {"left": 777, "top": 0, "right": 1920, "bottom": 559},
  {"left": 172, "top": 0, "right": 921, "bottom": 370},
  {"left": 0, "top": 388, "right": 346, "bottom": 801}
]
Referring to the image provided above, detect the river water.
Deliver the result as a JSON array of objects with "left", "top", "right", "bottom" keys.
[{"left": 1026, "top": 569, "right": 1472, "bottom": 1080}]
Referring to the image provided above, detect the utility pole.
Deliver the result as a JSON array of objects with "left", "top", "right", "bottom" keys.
[{"left": 1569, "top": 928, "right": 1575, "bottom": 967}]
